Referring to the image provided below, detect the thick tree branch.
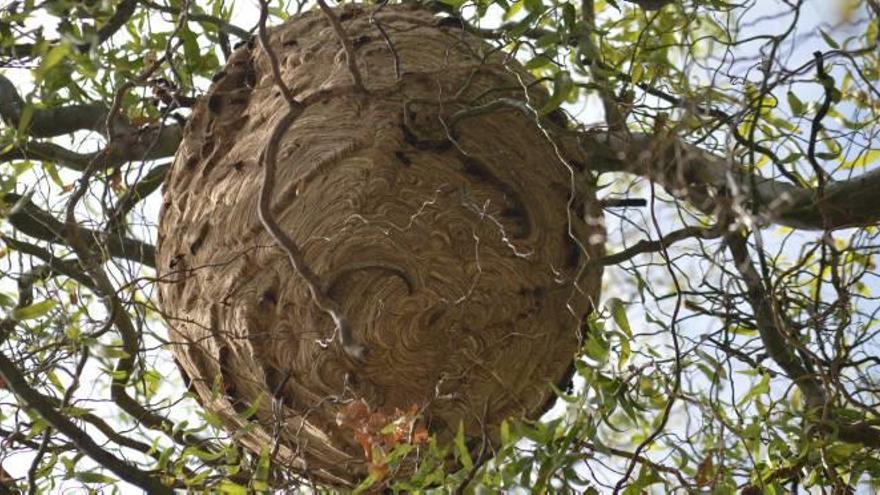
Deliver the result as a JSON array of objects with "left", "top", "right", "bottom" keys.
[
  {"left": 726, "top": 234, "right": 826, "bottom": 407},
  {"left": 94, "top": 0, "right": 139, "bottom": 49},
  {"left": 0, "top": 124, "right": 182, "bottom": 172},
  {"left": 2, "top": 193, "right": 156, "bottom": 267},
  {"left": 0, "top": 236, "right": 97, "bottom": 292},
  {"left": 110, "top": 162, "right": 170, "bottom": 221},
  {"left": 0, "top": 352, "right": 173, "bottom": 494},
  {"left": 0, "top": 75, "right": 124, "bottom": 138},
  {"left": 726, "top": 233, "right": 880, "bottom": 449},
  {"left": 585, "top": 132, "right": 880, "bottom": 230}
]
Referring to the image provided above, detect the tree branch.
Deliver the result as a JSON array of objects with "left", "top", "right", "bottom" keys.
[
  {"left": 0, "top": 352, "right": 173, "bottom": 494},
  {"left": 1, "top": 0, "right": 141, "bottom": 61},
  {"left": 0, "top": 75, "right": 124, "bottom": 138},
  {"left": 727, "top": 233, "right": 880, "bottom": 449},
  {"left": 726, "top": 234, "right": 826, "bottom": 406},
  {"left": 0, "top": 124, "right": 181, "bottom": 172},
  {"left": 0, "top": 236, "right": 97, "bottom": 292},
  {"left": 94, "top": 0, "right": 139, "bottom": 49},
  {"left": 590, "top": 225, "right": 721, "bottom": 267},
  {"left": 2, "top": 193, "right": 156, "bottom": 267},
  {"left": 139, "top": 0, "right": 250, "bottom": 39},
  {"left": 257, "top": 0, "right": 364, "bottom": 359},
  {"left": 586, "top": 132, "right": 880, "bottom": 230},
  {"left": 110, "top": 162, "right": 170, "bottom": 222}
]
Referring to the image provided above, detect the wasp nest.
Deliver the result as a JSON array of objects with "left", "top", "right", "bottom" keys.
[{"left": 157, "top": 3, "right": 604, "bottom": 487}]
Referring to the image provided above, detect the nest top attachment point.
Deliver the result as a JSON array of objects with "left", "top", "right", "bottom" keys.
[{"left": 157, "top": 3, "right": 604, "bottom": 487}]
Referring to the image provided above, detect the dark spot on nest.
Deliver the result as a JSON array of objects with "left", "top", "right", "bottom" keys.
[
  {"left": 436, "top": 16, "right": 464, "bottom": 29},
  {"left": 460, "top": 156, "right": 531, "bottom": 238},
  {"left": 231, "top": 160, "right": 245, "bottom": 171},
  {"left": 259, "top": 289, "right": 277, "bottom": 307},
  {"left": 546, "top": 108, "right": 568, "bottom": 127},
  {"left": 565, "top": 233, "right": 580, "bottom": 268},
  {"left": 189, "top": 222, "right": 210, "bottom": 255},
  {"left": 339, "top": 9, "right": 357, "bottom": 21},
  {"left": 211, "top": 70, "right": 227, "bottom": 82},
  {"left": 353, "top": 35, "right": 370, "bottom": 49},
  {"left": 218, "top": 347, "right": 250, "bottom": 417},
  {"left": 207, "top": 94, "right": 223, "bottom": 114},
  {"left": 282, "top": 38, "right": 298, "bottom": 47},
  {"left": 169, "top": 253, "right": 183, "bottom": 269},
  {"left": 263, "top": 365, "right": 293, "bottom": 406},
  {"left": 243, "top": 69, "right": 256, "bottom": 88},
  {"left": 394, "top": 151, "right": 412, "bottom": 167},
  {"left": 400, "top": 123, "right": 451, "bottom": 151},
  {"left": 200, "top": 137, "right": 215, "bottom": 158}
]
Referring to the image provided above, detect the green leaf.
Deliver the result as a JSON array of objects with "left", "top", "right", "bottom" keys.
[
  {"left": 500, "top": 418, "right": 511, "bottom": 445},
  {"left": 606, "top": 297, "right": 632, "bottom": 337},
  {"left": 0, "top": 293, "right": 15, "bottom": 308},
  {"left": 74, "top": 471, "right": 117, "bottom": 484},
  {"left": 253, "top": 447, "right": 271, "bottom": 489},
  {"left": 454, "top": 420, "right": 473, "bottom": 470},
  {"left": 47, "top": 371, "right": 65, "bottom": 392},
  {"left": 16, "top": 104, "right": 33, "bottom": 135},
  {"left": 841, "top": 149, "right": 880, "bottom": 169},
  {"left": 12, "top": 299, "right": 56, "bottom": 320},
  {"left": 541, "top": 71, "right": 574, "bottom": 114},
  {"left": 818, "top": 30, "right": 840, "bottom": 49},
  {"left": 217, "top": 480, "right": 248, "bottom": 494},
  {"left": 738, "top": 373, "right": 770, "bottom": 407},
  {"left": 36, "top": 43, "right": 71, "bottom": 80},
  {"left": 786, "top": 91, "right": 805, "bottom": 116},
  {"left": 43, "top": 162, "right": 65, "bottom": 189}
]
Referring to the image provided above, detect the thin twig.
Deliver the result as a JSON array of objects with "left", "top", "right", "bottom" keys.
[
  {"left": 590, "top": 225, "right": 722, "bottom": 267},
  {"left": 257, "top": 0, "right": 364, "bottom": 359},
  {"left": 316, "top": 0, "right": 366, "bottom": 92},
  {"left": 370, "top": 2, "right": 401, "bottom": 81},
  {"left": 0, "top": 352, "right": 173, "bottom": 494}
]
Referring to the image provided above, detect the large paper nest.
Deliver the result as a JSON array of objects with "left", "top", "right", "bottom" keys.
[{"left": 157, "top": 3, "right": 604, "bottom": 487}]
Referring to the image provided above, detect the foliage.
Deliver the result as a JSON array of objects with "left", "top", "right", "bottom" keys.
[{"left": 0, "top": 0, "right": 879, "bottom": 493}]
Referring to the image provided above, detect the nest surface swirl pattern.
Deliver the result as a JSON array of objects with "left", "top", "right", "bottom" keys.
[{"left": 157, "top": 3, "right": 604, "bottom": 486}]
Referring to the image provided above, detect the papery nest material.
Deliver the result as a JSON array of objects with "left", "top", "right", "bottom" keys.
[{"left": 157, "top": 3, "right": 604, "bottom": 487}]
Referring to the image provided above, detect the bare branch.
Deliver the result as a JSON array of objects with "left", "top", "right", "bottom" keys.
[
  {"left": 257, "top": 0, "right": 363, "bottom": 359},
  {"left": 586, "top": 132, "right": 880, "bottom": 230},
  {"left": 0, "top": 124, "right": 182, "bottom": 172},
  {"left": 94, "top": 0, "right": 139, "bottom": 48},
  {"left": 590, "top": 225, "right": 721, "bottom": 267},
  {"left": 109, "top": 162, "right": 170, "bottom": 225},
  {"left": 0, "top": 352, "right": 173, "bottom": 494},
  {"left": 727, "top": 233, "right": 880, "bottom": 449},
  {"left": 2, "top": 193, "right": 156, "bottom": 267},
  {"left": 0, "top": 74, "right": 127, "bottom": 138},
  {"left": 316, "top": 0, "right": 366, "bottom": 93},
  {"left": 0, "top": 236, "right": 97, "bottom": 292}
]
